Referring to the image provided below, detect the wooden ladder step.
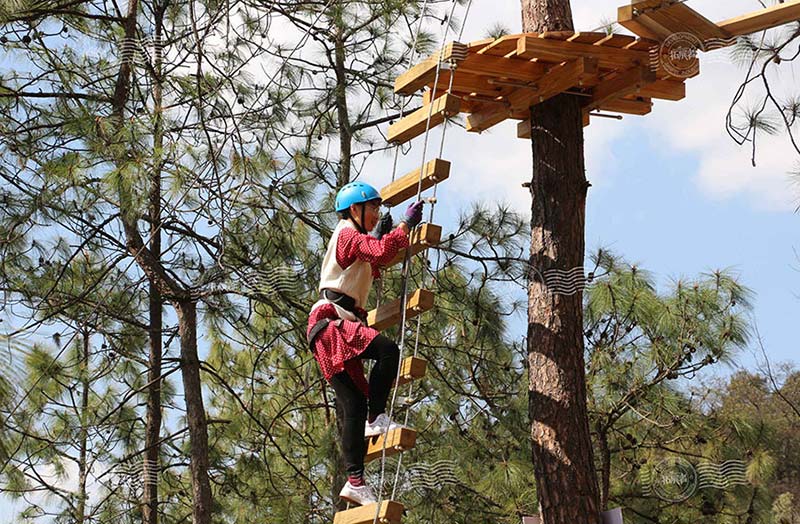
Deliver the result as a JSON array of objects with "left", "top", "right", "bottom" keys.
[
  {"left": 387, "top": 94, "right": 460, "bottom": 145},
  {"left": 386, "top": 223, "right": 442, "bottom": 268},
  {"left": 367, "top": 289, "right": 434, "bottom": 332},
  {"left": 394, "top": 356, "right": 427, "bottom": 388},
  {"left": 333, "top": 501, "right": 404, "bottom": 524},
  {"left": 365, "top": 427, "right": 417, "bottom": 464},
  {"left": 380, "top": 159, "right": 450, "bottom": 208}
]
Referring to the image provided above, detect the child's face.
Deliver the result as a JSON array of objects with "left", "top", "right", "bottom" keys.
[{"left": 350, "top": 200, "right": 381, "bottom": 232}]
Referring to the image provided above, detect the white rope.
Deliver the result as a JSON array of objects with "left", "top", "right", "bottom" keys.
[{"left": 371, "top": 0, "right": 475, "bottom": 514}]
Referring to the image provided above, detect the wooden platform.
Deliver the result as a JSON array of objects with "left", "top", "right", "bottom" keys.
[
  {"left": 394, "top": 356, "right": 427, "bottom": 388},
  {"left": 391, "top": 32, "right": 672, "bottom": 140},
  {"left": 388, "top": 1, "right": 800, "bottom": 142},
  {"left": 364, "top": 427, "right": 417, "bottom": 463},
  {"left": 367, "top": 289, "right": 434, "bottom": 332},
  {"left": 333, "top": 501, "right": 404, "bottom": 524}
]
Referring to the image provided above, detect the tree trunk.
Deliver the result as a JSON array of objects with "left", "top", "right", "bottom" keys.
[
  {"left": 522, "top": 1, "right": 602, "bottom": 523},
  {"left": 333, "top": 25, "right": 352, "bottom": 188},
  {"left": 143, "top": 5, "right": 166, "bottom": 524},
  {"left": 76, "top": 331, "right": 90, "bottom": 524},
  {"left": 598, "top": 425, "right": 611, "bottom": 510},
  {"left": 176, "top": 301, "right": 213, "bottom": 524}
]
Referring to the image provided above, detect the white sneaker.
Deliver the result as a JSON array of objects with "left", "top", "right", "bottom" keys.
[
  {"left": 364, "top": 413, "right": 405, "bottom": 438},
  {"left": 339, "top": 480, "right": 377, "bottom": 506}
]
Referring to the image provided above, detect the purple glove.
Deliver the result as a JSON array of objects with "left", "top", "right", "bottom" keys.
[{"left": 402, "top": 200, "right": 424, "bottom": 228}]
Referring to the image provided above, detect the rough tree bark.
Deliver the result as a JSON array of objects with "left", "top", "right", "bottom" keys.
[
  {"left": 522, "top": 1, "right": 603, "bottom": 523},
  {"left": 143, "top": 4, "right": 166, "bottom": 522},
  {"left": 109, "top": 1, "right": 212, "bottom": 522}
]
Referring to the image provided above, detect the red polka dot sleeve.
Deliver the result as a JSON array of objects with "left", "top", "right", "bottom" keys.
[{"left": 336, "top": 225, "right": 410, "bottom": 280}]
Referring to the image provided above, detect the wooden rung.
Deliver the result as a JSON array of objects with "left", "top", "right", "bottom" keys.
[
  {"left": 364, "top": 427, "right": 417, "bottom": 463},
  {"left": 718, "top": 0, "right": 800, "bottom": 38},
  {"left": 380, "top": 159, "right": 450, "bottom": 208},
  {"left": 368, "top": 289, "right": 434, "bottom": 332},
  {"left": 387, "top": 223, "right": 442, "bottom": 268},
  {"left": 394, "top": 42, "right": 468, "bottom": 95},
  {"left": 387, "top": 94, "right": 460, "bottom": 145},
  {"left": 333, "top": 501, "right": 404, "bottom": 524},
  {"left": 394, "top": 356, "right": 427, "bottom": 387}
]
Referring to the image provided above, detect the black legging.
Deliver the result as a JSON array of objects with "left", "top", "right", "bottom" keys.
[{"left": 330, "top": 333, "right": 400, "bottom": 477}]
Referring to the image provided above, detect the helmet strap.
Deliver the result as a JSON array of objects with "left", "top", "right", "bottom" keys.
[{"left": 358, "top": 205, "right": 367, "bottom": 234}]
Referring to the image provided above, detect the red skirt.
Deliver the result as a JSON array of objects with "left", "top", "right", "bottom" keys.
[{"left": 307, "top": 303, "right": 380, "bottom": 396}]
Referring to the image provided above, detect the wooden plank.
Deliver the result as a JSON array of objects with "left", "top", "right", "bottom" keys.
[
  {"left": 456, "top": 54, "right": 548, "bottom": 82},
  {"left": 394, "top": 356, "right": 428, "bottom": 387},
  {"left": 381, "top": 159, "right": 450, "bottom": 207},
  {"left": 567, "top": 32, "right": 609, "bottom": 44},
  {"left": 625, "top": 37, "right": 659, "bottom": 51},
  {"left": 478, "top": 34, "right": 526, "bottom": 56},
  {"left": 387, "top": 223, "right": 442, "bottom": 268},
  {"left": 394, "top": 42, "right": 467, "bottom": 95},
  {"left": 466, "top": 57, "right": 599, "bottom": 133},
  {"left": 642, "top": 4, "right": 728, "bottom": 41},
  {"left": 395, "top": 56, "right": 438, "bottom": 95},
  {"left": 638, "top": 78, "right": 685, "bottom": 101},
  {"left": 334, "top": 501, "right": 404, "bottom": 524},
  {"left": 583, "top": 111, "right": 591, "bottom": 127},
  {"left": 364, "top": 428, "right": 417, "bottom": 463},
  {"left": 466, "top": 37, "right": 496, "bottom": 49},
  {"left": 387, "top": 94, "right": 460, "bottom": 144},
  {"left": 540, "top": 31, "right": 575, "bottom": 40},
  {"left": 599, "top": 96, "right": 653, "bottom": 115},
  {"left": 584, "top": 66, "right": 657, "bottom": 112},
  {"left": 618, "top": 5, "right": 666, "bottom": 41},
  {"left": 367, "top": 289, "right": 434, "bottom": 331},
  {"left": 517, "top": 118, "right": 531, "bottom": 139},
  {"left": 431, "top": 72, "right": 507, "bottom": 97},
  {"left": 516, "top": 34, "right": 650, "bottom": 70},
  {"left": 718, "top": 0, "right": 800, "bottom": 38},
  {"left": 661, "top": 4, "right": 730, "bottom": 40},
  {"left": 594, "top": 34, "right": 637, "bottom": 48}
]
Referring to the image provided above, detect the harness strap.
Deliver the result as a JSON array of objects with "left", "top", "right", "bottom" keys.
[{"left": 307, "top": 318, "right": 332, "bottom": 352}]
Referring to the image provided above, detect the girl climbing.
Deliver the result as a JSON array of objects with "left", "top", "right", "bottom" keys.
[{"left": 306, "top": 181, "right": 424, "bottom": 506}]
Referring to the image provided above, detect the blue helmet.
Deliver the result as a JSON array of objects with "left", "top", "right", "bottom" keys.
[{"left": 335, "top": 181, "right": 381, "bottom": 212}]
